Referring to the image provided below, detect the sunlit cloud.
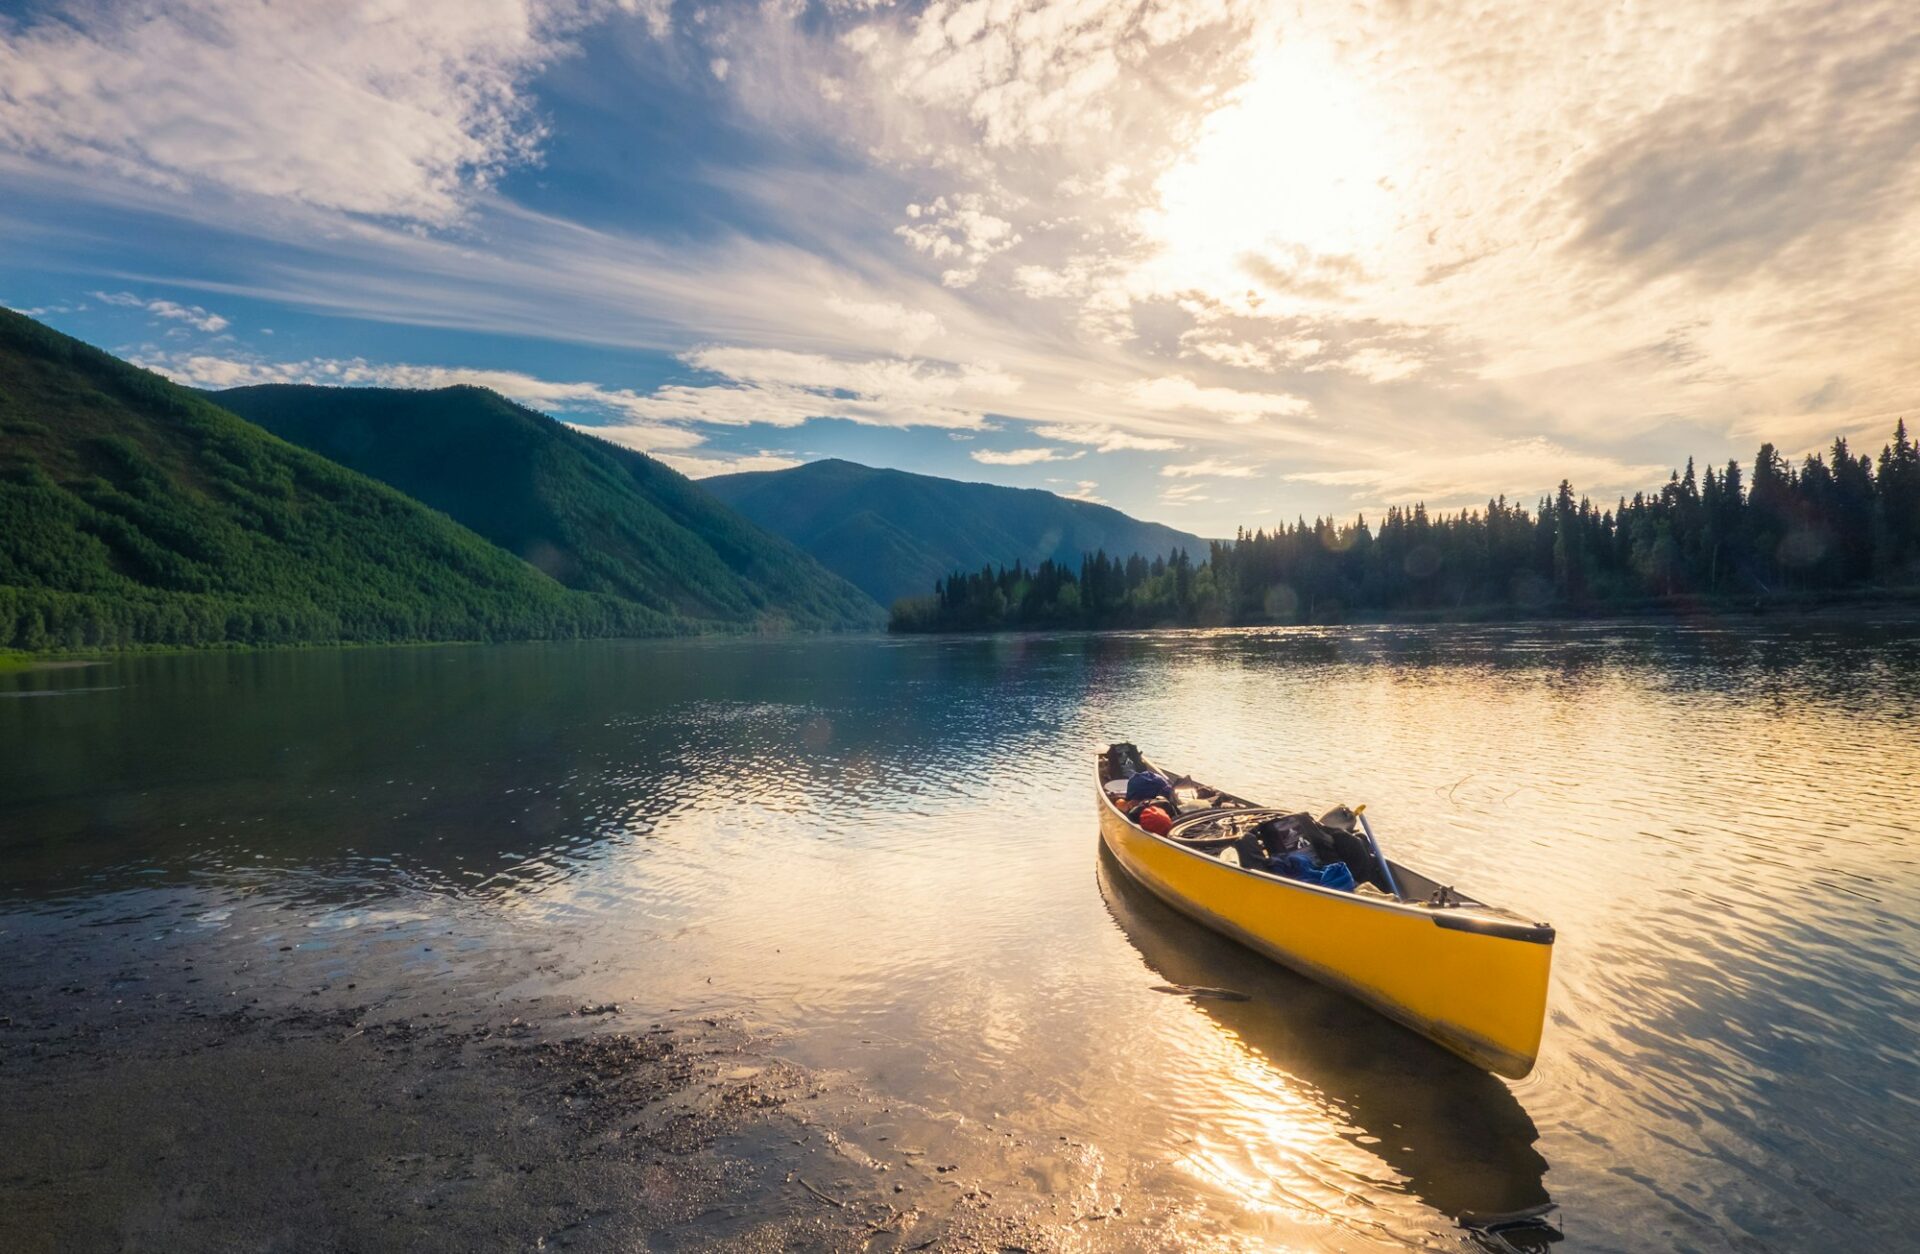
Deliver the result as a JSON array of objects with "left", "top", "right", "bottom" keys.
[
  {"left": 823, "top": 296, "right": 944, "bottom": 350},
  {"left": 1161, "top": 459, "right": 1262, "bottom": 479},
  {"left": 1032, "top": 424, "right": 1184, "bottom": 453},
  {"left": 1056, "top": 478, "right": 1107, "bottom": 503},
  {"left": 0, "top": 0, "right": 616, "bottom": 224},
  {"left": 642, "top": 348, "right": 1017, "bottom": 431},
  {"left": 971, "top": 446, "right": 1082, "bottom": 466},
  {"left": 1118, "top": 376, "right": 1312, "bottom": 425},
  {"left": 4, "top": 0, "right": 1917, "bottom": 537},
  {"left": 139, "top": 351, "right": 697, "bottom": 451},
  {"left": 644, "top": 449, "right": 801, "bottom": 479},
  {"left": 1285, "top": 438, "right": 1672, "bottom": 510},
  {"left": 896, "top": 194, "right": 1020, "bottom": 288},
  {"left": 138, "top": 344, "right": 1020, "bottom": 459}
]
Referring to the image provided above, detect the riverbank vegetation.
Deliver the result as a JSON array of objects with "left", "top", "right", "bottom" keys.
[
  {"left": 0, "top": 310, "right": 682, "bottom": 652},
  {"left": 0, "top": 310, "right": 891, "bottom": 654},
  {"left": 892, "top": 424, "right": 1920, "bottom": 631}
]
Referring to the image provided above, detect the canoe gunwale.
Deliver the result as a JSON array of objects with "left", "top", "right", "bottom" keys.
[{"left": 1099, "top": 759, "right": 1553, "bottom": 945}]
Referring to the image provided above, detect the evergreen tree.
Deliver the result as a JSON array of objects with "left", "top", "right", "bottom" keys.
[{"left": 892, "top": 422, "right": 1920, "bottom": 633}]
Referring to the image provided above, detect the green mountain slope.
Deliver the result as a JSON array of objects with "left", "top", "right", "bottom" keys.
[
  {"left": 703, "top": 458, "right": 1208, "bottom": 607},
  {"left": 213, "top": 385, "right": 883, "bottom": 631},
  {"left": 0, "top": 309, "right": 673, "bottom": 650}
]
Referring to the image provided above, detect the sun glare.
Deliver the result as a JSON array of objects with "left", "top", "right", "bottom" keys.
[{"left": 1142, "top": 43, "right": 1401, "bottom": 311}]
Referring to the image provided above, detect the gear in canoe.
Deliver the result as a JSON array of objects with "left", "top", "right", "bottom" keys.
[{"left": 1098, "top": 742, "right": 1555, "bottom": 1079}]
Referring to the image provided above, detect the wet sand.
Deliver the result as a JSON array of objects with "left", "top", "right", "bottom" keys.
[{"left": 1, "top": 988, "right": 1089, "bottom": 1253}]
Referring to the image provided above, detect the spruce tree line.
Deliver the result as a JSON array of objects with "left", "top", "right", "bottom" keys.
[{"left": 891, "top": 424, "right": 1920, "bottom": 631}]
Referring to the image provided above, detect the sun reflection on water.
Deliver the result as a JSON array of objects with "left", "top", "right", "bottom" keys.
[{"left": 2, "top": 625, "right": 1916, "bottom": 1248}]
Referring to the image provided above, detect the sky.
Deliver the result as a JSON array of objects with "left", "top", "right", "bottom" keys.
[{"left": 3, "top": 0, "right": 1917, "bottom": 538}]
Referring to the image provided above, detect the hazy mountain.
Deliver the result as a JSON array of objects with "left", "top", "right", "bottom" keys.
[
  {"left": 0, "top": 309, "right": 674, "bottom": 650},
  {"left": 213, "top": 385, "right": 884, "bottom": 631},
  {"left": 703, "top": 458, "right": 1207, "bottom": 607}
]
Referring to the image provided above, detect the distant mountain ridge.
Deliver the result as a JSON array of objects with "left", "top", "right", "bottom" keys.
[
  {"left": 0, "top": 309, "right": 674, "bottom": 650},
  {"left": 703, "top": 458, "right": 1206, "bottom": 607},
  {"left": 212, "top": 384, "right": 883, "bottom": 631}
]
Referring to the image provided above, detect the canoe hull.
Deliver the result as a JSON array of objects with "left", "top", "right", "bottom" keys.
[{"left": 1098, "top": 783, "right": 1552, "bottom": 1078}]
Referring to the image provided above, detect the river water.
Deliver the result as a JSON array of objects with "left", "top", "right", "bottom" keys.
[{"left": 3, "top": 624, "right": 1917, "bottom": 1250}]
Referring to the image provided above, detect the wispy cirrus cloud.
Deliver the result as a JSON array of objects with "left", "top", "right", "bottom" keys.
[
  {"left": 0, "top": 0, "right": 604, "bottom": 225},
  {"left": 1032, "top": 424, "right": 1184, "bottom": 453},
  {"left": 1285, "top": 439, "right": 1671, "bottom": 511},
  {"left": 970, "top": 446, "right": 1082, "bottom": 466},
  {"left": 1117, "top": 376, "right": 1312, "bottom": 425},
  {"left": 1160, "top": 481, "right": 1214, "bottom": 506},
  {"left": 143, "top": 347, "right": 802, "bottom": 480},
  {"left": 633, "top": 348, "right": 1017, "bottom": 432},
  {"left": 139, "top": 342, "right": 1022, "bottom": 463},
  {"left": 92, "top": 291, "right": 229, "bottom": 332},
  {"left": 140, "top": 351, "right": 705, "bottom": 452},
  {"left": 1160, "top": 459, "right": 1262, "bottom": 479},
  {"left": 5, "top": 0, "right": 1918, "bottom": 537}
]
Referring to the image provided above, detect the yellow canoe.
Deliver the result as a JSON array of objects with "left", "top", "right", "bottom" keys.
[{"left": 1098, "top": 745, "right": 1554, "bottom": 1078}]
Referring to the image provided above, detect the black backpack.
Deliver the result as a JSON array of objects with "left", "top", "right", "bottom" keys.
[{"left": 1248, "top": 812, "right": 1387, "bottom": 892}]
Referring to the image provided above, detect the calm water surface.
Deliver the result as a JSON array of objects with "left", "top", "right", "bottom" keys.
[{"left": 4, "top": 624, "right": 1918, "bottom": 1250}]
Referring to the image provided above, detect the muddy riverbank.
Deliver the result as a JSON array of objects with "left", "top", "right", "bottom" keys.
[{"left": 1, "top": 980, "right": 1091, "bottom": 1253}]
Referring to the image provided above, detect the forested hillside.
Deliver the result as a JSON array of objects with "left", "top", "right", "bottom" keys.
[
  {"left": 703, "top": 458, "right": 1206, "bottom": 608},
  {"left": 894, "top": 427, "right": 1920, "bottom": 631},
  {"left": 214, "top": 385, "right": 882, "bottom": 631},
  {"left": 0, "top": 309, "right": 677, "bottom": 650}
]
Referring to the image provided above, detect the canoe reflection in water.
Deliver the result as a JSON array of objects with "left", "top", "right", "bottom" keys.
[{"left": 1096, "top": 845, "right": 1561, "bottom": 1249}]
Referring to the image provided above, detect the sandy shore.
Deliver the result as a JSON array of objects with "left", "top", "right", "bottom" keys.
[{"left": 1, "top": 974, "right": 1094, "bottom": 1252}]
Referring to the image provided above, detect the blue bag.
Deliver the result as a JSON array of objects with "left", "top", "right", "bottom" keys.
[
  {"left": 1126, "top": 770, "right": 1173, "bottom": 802},
  {"left": 1277, "top": 852, "right": 1357, "bottom": 892}
]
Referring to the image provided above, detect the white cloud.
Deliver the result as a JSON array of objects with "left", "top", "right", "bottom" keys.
[
  {"left": 824, "top": 296, "right": 944, "bottom": 349},
  {"left": 1120, "top": 377, "right": 1311, "bottom": 424},
  {"left": 93, "top": 290, "right": 229, "bottom": 332},
  {"left": 813, "top": 0, "right": 1920, "bottom": 489},
  {"left": 646, "top": 347, "right": 1019, "bottom": 430},
  {"left": 5, "top": 299, "right": 87, "bottom": 317},
  {"left": 970, "top": 446, "right": 1082, "bottom": 465},
  {"left": 0, "top": 0, "right": 609, "bottom": 224},
  {"left": 896, "top": 194, "right": 1020, "bottom": 287},
  {"left": 1011, "top": 265, "right": 1077, "bottom": 299},
  {"left": 1284, "top": 438, "right": 1671, "bottom": 508},
  {"left": 647, "top": 450, "right": 802, "bottom": 478},
  {"left": 850, "top": 0, "right": 1252, "bottom": 151},
  {"left": 141, "top": 352, "right": 707, "bottom": 452},
  {"left": 687, "top": 347, "right": 1015, "bottom": 398},
  {"left": 1031, "top": 423, "right": 1184, "bottom": 452},
  {"left": 1185, "top": 338, "right": 1283, "bottom": 371},
  {"left": 1161, "top": 459, "right": 1262, "bottom": 479},
  {"left": 142, "top": 342, "right": 1026, "bottom": 456},
  {"left": 1059, "top": 479, "right": 1106, "bottom": 503},
  {"left": 12, "top": 0, "right": 1918, "bottom": 535},
  {"left": 1334, "top": 347, "right": 1424, "bottom": 384}
]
